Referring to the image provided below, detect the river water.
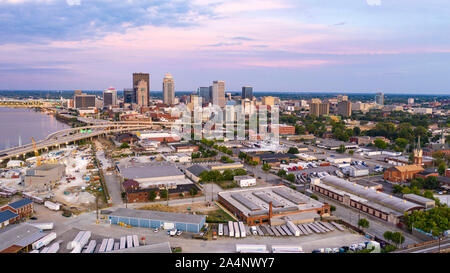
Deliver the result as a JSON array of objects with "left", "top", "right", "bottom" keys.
[{"left": 0, "top": 107, "right": 70, "bottom": 150}]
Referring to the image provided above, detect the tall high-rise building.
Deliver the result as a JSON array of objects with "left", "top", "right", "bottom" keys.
[
  {"left": 123, "top": 88, "right": 135, "bottom": 104},
  {"left": 310, "top": 102, "right": 329, "bottom": 116},
  {"left": 242, "top": 86, "right": 253, "bottom": 100},
  {"left": 103, "top": 87, "right": 117, "bottom": 107},
  {"left": 375, "top": 92, "right": 384, "bottom": 105},
  {"left": 211, "top": 80, "right": 225, "bottom": 108},
  {"left": 163, "top": 73, "right": 175, "bottom": 105},
  {"left": 337, "top": 101, "right": 352, "bottom": 117},
  {"left": 74, "top": 92, "right": 96, "bottom": 109},
  {"left": 136, "top": 79, "right": 149, "bottom": 107},
  {"left": 197, "top": 87, "right": 210, "bottom": 105},
  {"left": 133, "top": 73, "right": 150, "bottom": 106}
]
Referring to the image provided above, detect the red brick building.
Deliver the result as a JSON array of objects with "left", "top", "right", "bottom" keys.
[
  {"left": 384, "top": 165, "right": 424, "bottom": 183},
  {"left": 0, "top": 199, "right": 34, "bottom": 221}
]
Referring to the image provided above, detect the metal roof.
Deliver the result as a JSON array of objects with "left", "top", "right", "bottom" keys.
[
  {"left": 109, "top": 242, "right": 172, "bottom": 253},
  {"left": 272, "top": 188, "right": 309, "bottom": 205},
  {"left": 403, "top": 194, "right": 436, "bottom": 205},
  {"left": 186, "top": 165, "right": 209, "bottom": 177},
  {"left": 108, "top": 208, "right": 206, "bottom": 225},
  {"left": 0, "top": 223, "right": 42, "bottom": 252},
  {"left": 118, "top": 163, "right": 184, "bottom": 180},
  {"left": 8, "top": 198, "right": 33, "bottom": 209},
  {"left": 253, "top": 192, "right": 284, "bottom": 208},
  {"left": 0, "top": 210, "right": 18, "bottom": 223},
  {"left": 320, "top": 176, "right": 424, "bottom": 212},
  {"left": 231, "top": 193, "right": 261, "bottom": 211}
]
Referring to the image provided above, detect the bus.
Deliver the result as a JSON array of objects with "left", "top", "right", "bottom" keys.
[{"left": 218, "top": 223, "right": 224, "bottom": 236}]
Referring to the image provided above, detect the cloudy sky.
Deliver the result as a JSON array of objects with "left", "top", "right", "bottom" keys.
[{"left": 0, "top": 0, "right": 449, "bottom": 94}]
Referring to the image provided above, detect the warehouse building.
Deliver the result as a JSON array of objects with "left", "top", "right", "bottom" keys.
[
  {"left": 0, "top": 223, "right": 46, "bottom": 253},
  {"left": 24, "top": 164, "right": 66, "bottom": 191},
  {"left": 106, "top": 208, "right": 206, "bottom": 233},
  {"left": 403, "top": 194, "right": 436, "bottom": 210},
  {"left": 247, "top": 152, "right": 298, "bottom": 166},
  {"left": 234, "top": 175, "right": 257, "bottom": 187},
  {"left": 218, "top": 185, "right": 330, "bottom": 226},
  {"left": 185, "top": 163, "right": 246, "bottom": 182},
  {"left": 311, "top": 176, "right": 424, "bottom": 224},
  {"left": 117, "top": 162, "right": 192, "bottom": 189}
]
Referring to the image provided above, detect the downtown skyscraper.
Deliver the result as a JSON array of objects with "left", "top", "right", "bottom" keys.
[
  {"left": 242, "top": 86, "right": 253, "bottom": 100},
  {"left": 163, "top": 73, "right": 175, "bottom": 105},
  {"left": 133, "top": 73, "right": 150, "bottom": 107},
  {"left": 211, "top": 80, "right": 225, "bottom": 108}
]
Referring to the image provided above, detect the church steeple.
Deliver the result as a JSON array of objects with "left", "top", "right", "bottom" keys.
[{"left": 413, "top": 136, "right": 423, "bottom": 165}]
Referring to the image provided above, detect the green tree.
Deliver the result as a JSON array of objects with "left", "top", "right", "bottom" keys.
[
  {"left": 391, "top": 232, "right": 405, "bottom": 247},
  {"left": 438, "top": 162, "right": 447, "bottom": 175},
  {"left": 348, "top": 150, "right": 354, "bottom": 155},
  {"left": 337, "top": 144, "right": 346, "bottom": 153},
  {"left": 383, "top": 231, "right": 393, "bottom": 242},
  {"left": 120, "top": 142, "right": 130, "bottom": 149},
  {"left": 286, "top": 173, "right": 296, "bottom": 182},
  {"left": 262, "top": 164, "right": 271, "bottom": 172},
  {"left": 160, "top": 189, "right": 168, "bottom": 199},
  {"left": 288, "top": 147, "right": 299, "bottom": 154},
  {"left": 395, "top": 138, "right": 409, "bottom": 150},
  {"left": 148, "top": 190, "right": 157, "bottom": 201},
  {"left": 374, "top": 138, "right": 388, "bottom": 150},
  {"left": 277, "top": 169, "right": 286, "bottom": 177},
  {"left": 310, "top": 194, "right": 318, "bottom": 200},
  {"left": 358, "top": 218, "right": 370, "bottom": 229},
  {"left": 190, "top": 187, "right": 198, "bottom": 197}
]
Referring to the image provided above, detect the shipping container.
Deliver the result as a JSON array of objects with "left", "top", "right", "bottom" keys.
[
  {"left": 105, "top": 238, "right": 114, "bottom": 252},
  {"left": 132, "top": 235, "right": 139, "bottom": 247},
  {"left": 119, "top": 236, "right": 126, "bottom": 249},
  {"left": 236, "top": 244, "right": 267, "bottom": 253},
  {"left": 234, "top": 222, "right": 240, "bottom": 238},
  {"left": 218, "top": 223, "right": 223, "bottom": 236},
  {"left": 29, "top": 222, "right": 54, "bottom": 230},
  {"left": 271, "top": 245, "right": 304, "bottom": 253},
  {"left": 238, "top": 222, "right": 246, "bottom": 238},
  {"left": 286, "top": 221, "right": 301, "bottom": 237},
  {"left": 82, "top": 240, "right": 97, "bottom": 253},
  {"left": 32, "top": 232, "right": 57, "bottom": 250},
  {"left": 228, "top": 221, "right": 234, "bottom": 237},
  {"left": 98, "top": 239, "right": 108, "bottom": 253},
  {"left": 47, "top": 242, "right": 60, "bottom": 253},
  {"left": 127, "top": 235, "right": 133, "bottom": 248},
  {"left": 44, "top": 201, "right": 61, "bottom": 211}
]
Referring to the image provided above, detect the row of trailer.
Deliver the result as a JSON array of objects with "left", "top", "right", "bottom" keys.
[
  {"left": 236, "top": 244, "right": 304, "bottom": 253},
  {"left": 220, "top": 221, "right": 248, "bottom": 238},
  {"left": 219, "top": 221, "right": 345, "bottom": 238},
  {"left": 97, "top": 235, "right": 140, "bottom": 253}
]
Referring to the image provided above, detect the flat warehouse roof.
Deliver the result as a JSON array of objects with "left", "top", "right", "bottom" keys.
[
  {"left": 108, "top": 208, "right": 206, "bottom": 225},
  {"left": 219, "top": 185, "right": 324, "bottom": 217},
  {"left": 118, "top": 163, "right": 184, "bottom": 179},
  {"left": 0, "top": 224, "right": 42, "bottom": 252}
]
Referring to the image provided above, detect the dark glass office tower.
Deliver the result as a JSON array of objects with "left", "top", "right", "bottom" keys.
[
  {"left": 123, "top": 88, "right": 135, "bottom": 104},
  {"left": 242, "top": 86, "right": 253, "bottom": 100}
]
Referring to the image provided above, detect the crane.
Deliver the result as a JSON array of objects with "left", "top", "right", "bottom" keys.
[{"left": 30, "top": 137, "right": 41, "bottom": 166}]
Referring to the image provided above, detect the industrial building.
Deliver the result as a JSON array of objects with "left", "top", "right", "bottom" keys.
[
  {"left": 185, "top": 163, "right": 245, "bottom": 182},
  {"left": 24, "top": 164, "right": 66, "bottom": 191},
  {"left": 0, "top": 223, "right": 46, "bottom": 253},
  {"left": 218, "top": 185, "right": 330, "bottom": 226},
  {"left": 247, "top": 152, "right": 298, "bottom": 165},
  {"left": 311, "top": 176, "right": 424, "bottom": 224},
  {"left": 106, "top": 208, "right": 206, "bottom": 233},
  {"left": 403, "top": 194, "right": 436, "bottom": 210},
  {"left": 125, "top": 183, "right": 201, "bottom": 203},
  {"left": 234, "top": 175, "right": 257, "bottom": 187}
]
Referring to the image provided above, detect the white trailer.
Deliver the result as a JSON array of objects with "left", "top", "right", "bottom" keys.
[
  {"left": 233, "top": 222, "right": 240, "bottom": 238},
  {"left": 82, "top": 240, "right": 97, "bottom": 253},
  {"left": 29, "top": 222, "right": 54, "bottom": 230},
  {"left": 32, "top": 232, "right": 57, "bottom": 250},
  {"left": 78, "top": 231, "right": 91, "bottom": 249},
  {"left": 228, "top": 221, "right": 234, "bottom": 237},
  {"left": 218, "top": 224, "right": 224, "bottom": 236},
  {"left": 119, "top": 236, "right": 126, "bottom": 249},
  {"left": 47, "top": 242, "right": 60, "bottom": 253},
  {"left": 114, "top": 242, "right": 120, "bottom": 251},
  {"left": 29, "top": 250, "right": 39, "bottom": 253},
  {"left": 67, "top": 231, "right": 85, "bottom": 249},
  {"left": 44, "top": 201, "right": 61, "bottom": 211},
  {"left": 105, "top": 238, "right": 114, "bottom": 252},
  {"left": 40, "top": 247, "right": 50, "bottom": 253},
  {"left": 70, "top": 244, "right": 82, "bottom": 253},
  {"left": 236, "top": 244, "right": 267, "bottom": 253},
  {"left": 271, "top": 245, "right": 304, "bottom": 253},
  {"left": 98, "top": 238, "right": 108, "bottom": 253},
  {"left": 126, "top": 235, "right": 133, "bottom": 248},
  {"left": 286, "top": 221, "right": 301, "bottom": 237},
  {"left": 238, "top": 222, "right": 246, "bottom": 238},
  {"left": 132, "top": 235, "right": 139, "bottom": 247}
]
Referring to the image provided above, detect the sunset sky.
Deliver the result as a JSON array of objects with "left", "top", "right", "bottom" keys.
[{"left": 0, "top": 0, "right": 449, "bottom": 93}]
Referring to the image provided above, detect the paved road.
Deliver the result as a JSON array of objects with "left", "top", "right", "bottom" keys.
[{"left": 395, "top": 238, "right": 450, "bottom": 253}]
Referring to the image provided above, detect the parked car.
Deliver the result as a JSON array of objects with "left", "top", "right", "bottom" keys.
[
  {"left": 176, "top": 230, "right": 182, "bottom": 236},
  {"left": 153, "top": 228, "right": 159, "bottom": 232},
  {"left": 332, "top": 248, "right": 339, "bottom": 253},
  {"left": 30, "top": 217, "right": 38, "bottom": 220}
]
